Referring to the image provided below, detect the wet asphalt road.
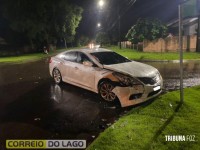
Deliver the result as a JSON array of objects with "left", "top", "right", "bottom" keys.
[
  {"left": 0, "top": 58, "right": 128, "bottom": 149},
  {"left": 0, "top": 58, "right": 200, "bottom": 149}
]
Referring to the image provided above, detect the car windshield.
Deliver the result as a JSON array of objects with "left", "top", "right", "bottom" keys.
[{"left": 91, "top": 51, "right": 131, "bottom": 65}]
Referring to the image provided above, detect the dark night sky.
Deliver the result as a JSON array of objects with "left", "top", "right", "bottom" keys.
[
  {"left": 0, "top": 0, "right": 182, "bottom": 40},
  {"left": 75, "top": 0, "right": 181, "bottom": 39}
]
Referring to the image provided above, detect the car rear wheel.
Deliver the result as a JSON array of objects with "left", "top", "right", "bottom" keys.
[
  {"left": 53, "top": 68, "right": 62, "bottom": 84},
  {"left": 99, "top": 81, "right": 116, "bottom": 102}
]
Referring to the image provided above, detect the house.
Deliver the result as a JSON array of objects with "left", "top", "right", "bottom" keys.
[
  {"left": 167, "top": 17, "right": 198, "bottom": 36},
  {"left": 142, "top": 17, "right": 199, "bottom": 53}
]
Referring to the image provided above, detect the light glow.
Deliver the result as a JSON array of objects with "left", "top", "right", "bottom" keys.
[
  {"left": 97, "top": 23, "right": 101, "bottom": 27},
  {"left": 98, "top": 0, "right": 104, "bottom": 7}
]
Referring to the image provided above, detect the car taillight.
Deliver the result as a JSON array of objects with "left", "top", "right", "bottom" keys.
[{"left": 49, "top": 58, "right": 52, "bottom": 63}]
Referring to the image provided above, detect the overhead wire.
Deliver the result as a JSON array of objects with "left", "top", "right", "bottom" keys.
[{"left": 106, "top": 0, "right": 137, "bottom": 31}]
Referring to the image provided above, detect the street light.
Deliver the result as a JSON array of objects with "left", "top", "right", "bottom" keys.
[
  {"left": 97, "top": 23, "right": 101, "bottom": 28},
  {"left": 96, "top": 23, "right": 102, "bottom": 47},
  {"left": 98, "top": 0, "right": 104, "bottom": 8}
]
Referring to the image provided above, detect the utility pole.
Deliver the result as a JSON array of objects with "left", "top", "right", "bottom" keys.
[
  {"left": 118, "top": 0, "right": 121, "bottom": 49},
  {"left": 119, "top": 15, "right": 121, "bottom": 49},
  {"left": 196, "top": 15, "right": 200, "bottom": 52},
  {"left": 179, "top": 4, "right": 184, "bottom": 104}
]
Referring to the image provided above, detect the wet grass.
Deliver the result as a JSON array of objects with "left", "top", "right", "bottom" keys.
[
  {"left": 87, "top": 86, "right": 200, "bottom": 150},
  {"left": 108, "top": 46, "right": 200, "bottom": 61},
  {"left": 0, "top": 53, "right": 47, "bottom": 63},
  {"left": 1, "top": 46, "right": 200, "bottom": 63},
  {"left": 0, "top": 48, "right": 69, "bottom": 63}
]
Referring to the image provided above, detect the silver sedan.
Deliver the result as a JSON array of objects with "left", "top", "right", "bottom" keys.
[{"left": 49, "top": 48, "right": 163, "bottom": 107}]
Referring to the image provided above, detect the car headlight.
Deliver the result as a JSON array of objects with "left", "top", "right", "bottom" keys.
[{"left": 113, "top": 72, "right": 142, "bottom": 86}]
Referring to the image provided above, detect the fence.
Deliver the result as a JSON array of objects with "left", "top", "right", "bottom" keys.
[
  {"left": 119, "top": 41, "right": 143, "bottom": 51},
  {"left": 120, "top": 35, "right": 197, "bottom": 52}
]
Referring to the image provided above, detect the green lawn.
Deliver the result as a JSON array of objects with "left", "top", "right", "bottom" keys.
[
  {"left": 88, "top": 86, "right": 200, "bottom": 150},
  {"left": 0, "top": 48, "right": 67, "bottom": 63},
  {"left": 0, "top": 53, "right": 47, "bottom": 63},
  {"left": 1, "top": 46, "right": 200, "bottom": 63},
  {"left": 108, "top": 46, "right": 200, "bottom": 61}
]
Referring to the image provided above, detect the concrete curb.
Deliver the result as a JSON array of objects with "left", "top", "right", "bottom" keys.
[{"left": 136, "top": 59, "right": 200, "bottom": 63}]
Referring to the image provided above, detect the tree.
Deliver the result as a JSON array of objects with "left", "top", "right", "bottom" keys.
[
  {"left": 54, "top": 1, "right": 83, "bottom": 47},
  {"left": 2, "top": 0, "right": 83, "bottom": 50},
  {"left": 126, "top": 18, "right": 168, "bottom": 44},
  {"left": 96, "top": 32, "right": 110, "bottom": 46},
  {"left": 107, "top": 28, "right": 119, "bottom": 45},
  {"left": 76, "top": 35, "right": 90, "bottom": 46}
]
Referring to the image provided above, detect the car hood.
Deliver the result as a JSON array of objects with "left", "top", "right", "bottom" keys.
[{"left": 103, "top": 61, "right": 158, "bottom": 77}]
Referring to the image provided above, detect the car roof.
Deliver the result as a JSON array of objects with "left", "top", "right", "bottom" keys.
[
  {"left": 58, "top": 48, "right": 112, "bottom": 56},
  {"left": 80, "top": 48, "right": 112, "bottom": 54}
]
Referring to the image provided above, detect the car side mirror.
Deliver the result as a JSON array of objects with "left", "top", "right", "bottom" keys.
[{"left": 83, "top": 61, "right": 93, "bottom": 67}]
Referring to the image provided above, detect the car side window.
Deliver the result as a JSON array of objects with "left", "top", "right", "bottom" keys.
[
  {"left": 77, "top": 52, "right": 91, "bottom": 64},
  {"left": 63, "top": 52, "right": 77, "bottom": 62}
]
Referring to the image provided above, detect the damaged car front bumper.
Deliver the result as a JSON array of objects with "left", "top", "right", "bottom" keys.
[{"left": 112, "top": 84, "right": 162, "bottom": 107}]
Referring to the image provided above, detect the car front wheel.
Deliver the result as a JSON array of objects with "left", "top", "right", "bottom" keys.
[
  {"left": 99, "top": 81, "right": 117, "bottom": 102},
  {"left": 53, "top": 68, "right": 62, "bottom": 84}
]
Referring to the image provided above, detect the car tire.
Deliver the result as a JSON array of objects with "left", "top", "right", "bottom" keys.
[
  {"left": 99, "top": 81, "right": 117, "bottom": 102},
  {"left": 53, "top": 68, "right": 62, "bottom": 84}
]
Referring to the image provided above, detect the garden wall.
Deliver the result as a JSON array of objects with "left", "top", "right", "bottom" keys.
[
  {"left": 120, "top": 35, "right": 197, "bottom": 52},
  {"left": 143, "top": 35, "right": 197, "bottom": 52}
]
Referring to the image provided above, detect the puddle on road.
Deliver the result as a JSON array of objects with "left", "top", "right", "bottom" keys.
[
  {"left": 0, "top": 80, "right": 129, "bottom": 144},
  {"left": 144, "top": 60, "right": 200, "bottom": 91}
]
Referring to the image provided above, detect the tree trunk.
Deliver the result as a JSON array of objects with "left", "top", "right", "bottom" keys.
[
  {"left": 64, "top": 38, "right": 67, "bottom": 48},
  {"left": 196, "top": 15, "right": 200, "bottom": 52},
  {"left": 30, "top": 39, "right": 34, "bottom": 50}
]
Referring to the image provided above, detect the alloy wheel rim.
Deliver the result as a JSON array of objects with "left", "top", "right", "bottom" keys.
[
  {"left": 53, "top": 69, "right": 61, "bottom": 83},
  {"left": 100, "top": 83, "right": 116, "bottom": 101}
]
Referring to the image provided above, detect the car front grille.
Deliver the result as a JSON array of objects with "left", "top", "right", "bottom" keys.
[{"left": 138, "top": 74, "right": 160, "bottom": 85}]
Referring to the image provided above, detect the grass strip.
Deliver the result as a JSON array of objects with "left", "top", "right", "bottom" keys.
[
  {"left": 108, "top": 46, "right": 200, "bottom": 61},
  {"left": 88, "top": 86, "right": 200, "bottom": 150},
  {"left": 1, "top": 46, "right": 200, "bottom": 63},
  {"left": 0, "top": 48, "right": 68, "bottom": 63}
]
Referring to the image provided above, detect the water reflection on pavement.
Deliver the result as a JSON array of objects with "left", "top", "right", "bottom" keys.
[
  {"left": 145, "top": 60, "right": 200, "bottom": 91},
  {"left": 0, "top": 58, "right": 126, "bottom": 147}
]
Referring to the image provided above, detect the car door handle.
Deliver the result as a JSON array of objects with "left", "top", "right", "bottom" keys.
[{"left": 75, "top": 67, "right": 79, "bottom": 70}]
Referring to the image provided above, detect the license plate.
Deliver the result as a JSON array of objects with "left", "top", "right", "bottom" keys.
[{"left": 153, "top": 86, "right": 161, "bottom": 91}]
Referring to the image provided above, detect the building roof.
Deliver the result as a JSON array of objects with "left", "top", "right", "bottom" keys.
[{"left": 167, "top": 17, "right": 198, "bottom": 28}]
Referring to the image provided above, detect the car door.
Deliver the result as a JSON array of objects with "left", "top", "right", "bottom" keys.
[
  {"left": 71, "top": 52, "right": 96, "bottom": 89},
  {"left": 61, "top": 51, "right": 78, "bottom": 82}
]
